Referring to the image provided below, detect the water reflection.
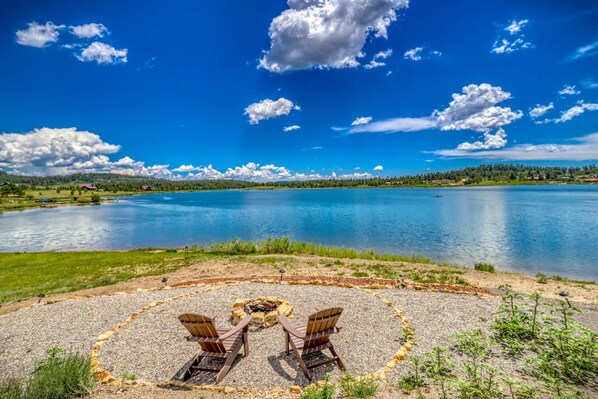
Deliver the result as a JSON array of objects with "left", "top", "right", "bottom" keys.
[{"left": 0, "top": 186, "right": 597, "bottom": 280}]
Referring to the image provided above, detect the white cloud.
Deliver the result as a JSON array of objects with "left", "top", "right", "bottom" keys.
[
  {"left": 432, "top": 133, "right": 598, "bottom": 161},
  {"left": 70, "top": 23, "right": 108, "bottom": 39},
  {"left": 403, "top": 46, "right": 441, "bottom": 61},
  {"left": 566, "top": 40, "right": 598, "bottom": 62},
  {"left": 77, "top": 42, "right": 127, "bottom": 64},
  {"left": 456, "top": 128, "right": 507, "bottom": 150},
  {"left": 558, "top": 85, "right": 580, "bottom": 96},
  {"left": 491, "top": 37, "right": 532, "bottom": 54},
  {"left": 283, "top": 125, "right": 301, "bottom": 132},
  {"left": 259, "top": 0, "right": 408, "bottom": 73},
  {"left": 350, "top": 83, "right": 522, "bottom": 134},
  {"left": 0, "top": 127, "right": 120, "bottom": 174},
  {"left": 552, "top": 101, "right": 598, "bottom": 123},
  {"left": 505, "top": 19, "right": 528, "bottom": 35},
  {"left": 491, "top": 20, "right": 532, "bottom": 54},
  {"left": 351, "top": 116, "right": 373, "bottom": 126},
  {"left": 364, "top": 49, "right": 393, "bottom": 69},
  {"left": 529, "top": 102, "right": 554, "bottom": 119},
  {"left": 404, "top": 47, "right": 423, "bottom": 61},
  {"left": 434, "top": 83, "right": 523, "bottom": 132},
  {"left": 244, "top": 98, "right": 300, "bottom": 125},
  {"left": 350, "top": 117, "right": 437, "bottom": 133},
  {"left": 373, "top": 165, "right": 383, "bottom": 171},
  {"left": 16, "top": 21, "right": 64, "bottom": 48}
]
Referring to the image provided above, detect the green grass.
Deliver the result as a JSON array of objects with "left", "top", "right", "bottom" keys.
[
  {"left": 0, "top": 251, "right": 212, "bottom": 304},
  {"left": 474, "top": 262, "right": 496, "bottom": 273},
  {"left": 339, "top": 372, "right": 379, "bottom": 398},
  {"left": 208, "top": 237, "right": 435, "bottom": 264}
]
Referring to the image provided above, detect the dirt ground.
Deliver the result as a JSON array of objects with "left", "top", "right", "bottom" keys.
[{"left": 2, "top": 254, "right": 595, "bottom": 316}]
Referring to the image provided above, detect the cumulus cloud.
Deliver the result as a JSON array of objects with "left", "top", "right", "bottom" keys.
[
  {"left": 244, "top": 98, "right": 300, "bottom": 125},
  {"left": 0, "top": 127, "right": 120, "bottom": 174},
  {"left": 456, "top": 128, "right": 507, "bottom": 150},
  {"left": 351, "top": 116, "right": 373, "bottom": 126},
  {"left": 70, "top": 23, "right": 108, "bottom": 39},
  {"left": 259, "top": 0, "right": 408, "bottom": 73},
  {"left": 566, "top": 40, "right": 598, "bottom": 62},
  {"left": 433, "top": 84, "right": 523, "bottom": 132},
  {"left": 77, "top": 42, "right": 127, "bottom": 64},
  {"left": 0, "top": 128, "right": 376, "bottom": 181},
  {"left": 349, "top": 83, "right": 522, "bottom": 134},
  {"left": 16, "top": 21, "right": 64, "bottom": 48},
  {"left": 491, "top": 19, "right": 532, "bottom": 54},
  {"left": 283, "top": 125, "right": 301, "bottom": 132},
  {"left": 432, "top": 133, "right": 598, "bottom": 161},
  {"left": 529, "top": 103, "right": 554, "bottom": 120},
  {"left": 558, "top": 85, "right": 580, "bottom": 96},
  {"left": 373, "top": 165, "right": 384, "bottom": 171}
]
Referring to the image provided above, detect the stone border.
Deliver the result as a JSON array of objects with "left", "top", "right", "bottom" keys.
[{"left": 90, "top": 278, "right": 416, "bottom": 396}]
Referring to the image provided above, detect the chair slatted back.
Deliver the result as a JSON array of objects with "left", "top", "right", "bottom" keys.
[
  {"left": 304, "top": 307, "right": 343, "bottom": 350},
  {"left": 179, "top": 313, "right": 226, "bottom": 353}
]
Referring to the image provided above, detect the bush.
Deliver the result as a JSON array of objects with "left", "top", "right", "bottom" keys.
[
  {"left": 0, "top": 348, "right": 96, "bottom": 399},
  {"left": 474, "top": 262, "right": 495, "bottom": 273},
  {"left": 340, "top": 372, "right": 378, "bottom": 398},
  {"left": 90, "top": 194, "right": 101, "bottom": 203}
]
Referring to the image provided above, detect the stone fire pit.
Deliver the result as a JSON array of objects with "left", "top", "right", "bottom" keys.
[{"left": 230, "top": 296, "right": 293, "bottom": 328}]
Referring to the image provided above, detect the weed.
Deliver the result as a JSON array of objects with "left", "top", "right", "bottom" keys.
[
  {"left": 299, "top": 376, "right": 335, "bottom": 399},
  {"left": 339, "top": 372, "right": 378, "bottom": 398}
]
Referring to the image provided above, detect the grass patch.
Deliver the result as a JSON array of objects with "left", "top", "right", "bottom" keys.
[
  {"left": 339, "top": 372, "right": 379, "bottom": 398},
  {"left": 0, "top": 251, "right": 212, "bottom": 304},
  {"left": 299, "top": 377, "right": 335, "bottom": 399},
  {"left": 0, "top": 347, "right": 96, "bottom": 399},
  {"left": 353, "top": 263, "right": 470, "bottom": 286},
  {"left": 208, "top": 237, "right": 434, "bottom": 264},
  {"left": 474, "top": 262, "right": 496, "bottom": 273}
]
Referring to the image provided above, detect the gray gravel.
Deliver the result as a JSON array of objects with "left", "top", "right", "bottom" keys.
[
  {"left": 0, "top": 288, "right": 198, "bottom": 382},
  {"left": 100, "top": 283, "right": 404, "bottom": 388}
]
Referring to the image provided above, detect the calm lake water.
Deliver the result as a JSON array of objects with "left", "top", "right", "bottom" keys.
[{"left": 1, "top": 185, "right": 597, "bottom": 280}]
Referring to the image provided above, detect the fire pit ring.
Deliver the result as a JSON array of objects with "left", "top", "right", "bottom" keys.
[{"left": 230, "top": 296, "right": 293, "bottom": 328}]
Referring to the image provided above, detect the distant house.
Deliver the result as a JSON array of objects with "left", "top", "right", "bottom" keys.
[
  {"left": 140, "top": 186, "right": 153, "bottom": 191},
  {"left": 79, "top": 184, "right": 96, "bottom": 191}
]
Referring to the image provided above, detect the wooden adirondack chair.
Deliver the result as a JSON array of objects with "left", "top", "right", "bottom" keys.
[
  {"left": 178, "top": 313, "right": 252, "bottom": 383},
  {"left": 278, "top": 307, "right": 346, "bottom": 380}
]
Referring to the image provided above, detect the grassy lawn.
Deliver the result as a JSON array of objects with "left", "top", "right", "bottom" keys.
[{"left": 0, "top": 251, "right": 213, "bottom": 304}]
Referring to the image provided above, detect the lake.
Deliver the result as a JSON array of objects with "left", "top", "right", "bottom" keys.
[{"left": 1, "top": 185, "right": 597, "bottom": 280}]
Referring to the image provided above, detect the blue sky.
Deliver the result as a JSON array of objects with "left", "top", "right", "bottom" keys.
[{"left": 1, "top": 0, "right": 597, "bottom": 181}]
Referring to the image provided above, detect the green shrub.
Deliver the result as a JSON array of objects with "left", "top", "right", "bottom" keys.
[
  {"left": 90, "top": 194, "right": 101, "bottom": 203},
  {"left": 299, "top": 378, "right": 335, "bottom": 399},
  {"left": 0, "top": 379, "right": 25, "bottom": 399},
  {"left": 536, "top": 273, "right": 548, "bottom": 284},
  {"left": 97, "top": 275, "right": 115, "bottom": 286},
  {"left": 339, "top": 372, "right": 378, "bottom": 398},
  {"left": 351, "top": 271, "right": 368, "bottom": 278},
  {"left": 0, "top": 348, "right": 97, "bottom": 399},
  {"left": 474, "top": 263, "right": 495, "bottom": 273}
]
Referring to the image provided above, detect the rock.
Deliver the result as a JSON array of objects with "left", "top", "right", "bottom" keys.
[
  {"left": 289, "top": 385, "right": 302, "bottom": 394},
  {"left": 223, "top": 387, "right": 236, "bottom": 394},
  {"left": 271, "top": 386, "right": 284, "bottom": 394},
  {"left": 251, "top": 312, "right": 265, "bottom": 326},
  {"left": 233, "top": 298, "right": 246, "bottom": 308}
]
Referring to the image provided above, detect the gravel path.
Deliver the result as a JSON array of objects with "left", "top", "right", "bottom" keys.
[
  {"left": 100, "top": 283, "right": 404, "bottom": 388},
  {"left": 0, "top": 288, "right": 198, "bottom": 381}
]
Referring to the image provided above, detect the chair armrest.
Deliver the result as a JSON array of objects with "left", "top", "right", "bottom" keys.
[
  {"left": 277, "top": 314, "right": 305, "bottom": 338},
  {"left": 220, "top": 315, "right": 252, "bottom": 340}
]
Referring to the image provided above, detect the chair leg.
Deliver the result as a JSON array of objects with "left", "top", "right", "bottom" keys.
[
  {"left": 285, "top": 331, "right": 290, "bottom": 355},
  {"left": 329, "top": 346, "right": 346, "bottom": 371},
  {"left": 215, "top": 340, "right": 243, "bottom": 384},
  {"left": 243, "top": 331, "right": 249, "bottom": 357},
  {"left": 289, "top": 341, "right": 311, "bottom": 381},
  {"left": 181, "top": 353, "right": 203, "bottom": 382}
]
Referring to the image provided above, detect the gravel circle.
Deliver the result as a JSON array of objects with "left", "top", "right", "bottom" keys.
[
  {"left": 0, "top": 288, "right": 198, "bottom": 382},
  {"left": 99, "top": 283, "right": 404, "bottom": 388}
]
